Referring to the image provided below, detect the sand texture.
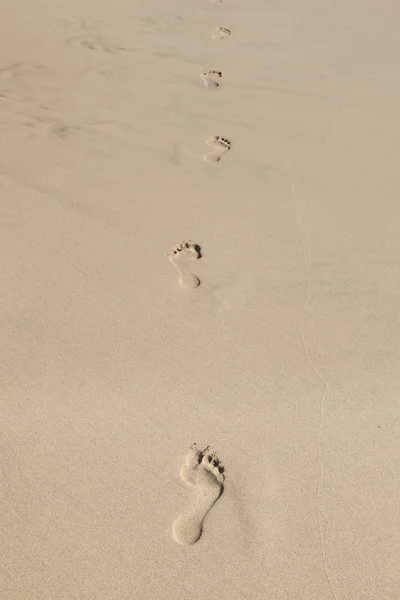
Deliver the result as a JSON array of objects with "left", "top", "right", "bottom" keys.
[{"left": 1, "top": 0, "right": 400, "bottom": 599}]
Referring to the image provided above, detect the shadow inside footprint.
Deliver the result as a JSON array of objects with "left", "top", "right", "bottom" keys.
[{"left": 194, "top": 244, "right": 202, "bottom": 258}]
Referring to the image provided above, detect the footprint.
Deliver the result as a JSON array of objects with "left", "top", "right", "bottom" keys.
[
  {"left": 44, "top": 122, "right": 70, "bottom": 139},
  {"left": 201, "top": 70, "right": 222, "bottom": 89},
  {"left": 0, "top": 63, "right": 52, "bottom": 105},
  {"left": 168, "top": 241, "right": 201, "bottom": 290},
  {"left": 204, "top": 136, "right": 231, "bottom": 163},
  {"left": 139, "top": 14, "right": 183, "bottom": 31},
  {"left": 173, "top": 445, "right": 225, "bottom": 545},
  {"left": 0, "top": 63, "right": 22, "bottom": 80},
  {"left": 212, "top": 27, "right": 231, "bottom": 40}
]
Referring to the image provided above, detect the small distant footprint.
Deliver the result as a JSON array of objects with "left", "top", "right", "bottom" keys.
[
  {"left": 44, "top": 122, "right": 70, "bottom": 139},
  {"left": 204, "top": 136, "right": 231, "bottom": 163},
  {"left": 0, "top": 63, "right": 21, "bottom": 80},
  {"left": 173, "top": 445, "right": 225, "bottom": 545},
  {"left": 168, "top": 241, "right": 201, "bottom": 290},
  {"left": 212, "top": 27, "right": 231, "bottom": 40},
  {"left": 0, "top": 63, "right": 52, "bottom": 104},
  {"left": 201, "top": 70, "right": 222, "bottom": 89}
]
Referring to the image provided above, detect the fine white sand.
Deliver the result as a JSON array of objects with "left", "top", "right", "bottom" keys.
[{"left": 1, "top": 0, "right": 400, "bottom": 599}]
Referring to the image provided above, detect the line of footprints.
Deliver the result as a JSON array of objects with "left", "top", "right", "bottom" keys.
[
  {"left": 171, "top": 12, "right": 230, "bottom": 548},
  {"left": 168, "top": 21, "right": 231, "bottom": 289},
  {"left": 202, "top": 28, "right": 232, "bottom": 163}
]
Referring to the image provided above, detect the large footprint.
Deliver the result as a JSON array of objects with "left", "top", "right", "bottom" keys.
[
  {"left": 168, "top": 241, "right": 201, "bottom": 290},
  {"left": 204, "top": 136, "right": 231, "bottom": 163},
  {"left": 173, "top": 446, "right": 225, "bottom": 545}
]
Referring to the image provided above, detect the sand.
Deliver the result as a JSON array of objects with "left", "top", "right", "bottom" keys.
[{"left": 1, "top": 0, "right": 400, "bottom": 598}]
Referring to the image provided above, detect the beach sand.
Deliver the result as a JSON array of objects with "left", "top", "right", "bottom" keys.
[{"left": 1, "top": 0, "right": 400, "bottom": 598}]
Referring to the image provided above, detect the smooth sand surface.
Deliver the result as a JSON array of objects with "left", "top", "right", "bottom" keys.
[{"left": 1, "top": 0, "right": 400, "bottom": 598}]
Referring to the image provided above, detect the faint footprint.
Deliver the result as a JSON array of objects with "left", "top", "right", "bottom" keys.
[
  {"left": 173, "top": 445, "right": 225, "bottom": 545},
  {"left": 66, "top": 35, "right": 126, "bottom": 53},
  {"left": 201, "top": 70, "right": 222, "bottom": 89},
  {"left": 0, "top": 63, "right": 51, "bottom": 104},
  {"left": 44, "top": 121, "right": 70, "bottom": 139},
  {"left": 138, "top": 14, "right": 183, "bottom": 31},
  {"left": 170, "top": 142, "right": 185, "bottom": 166},
  {"left": 168, "top": 241, "right": 201, "bottom": 289},
  {"left": 212, "top": 27, "right": 231, "bottom": 40},
  {"left": 204, "top": 136, "right": 231, "bottom": 163},
  {"left": 0, "top": 63, "right": 22, "bottom": 80}
]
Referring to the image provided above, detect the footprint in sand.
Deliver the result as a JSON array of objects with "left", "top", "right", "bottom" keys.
[
  {"left": 212, "top": 27, "right": 231, "bottom": 40},
  {"left": 201, "top": 70, "right": 222, "bottom": 89},
  {"left": 173, "top": 445, "right": 225, "bottom": 545},
  {"left": 168, "top": 241, "right": 201, "bottom": 290},
  {"left": 204, "top": 136, "right": 231, "bottom": 163},
  {"left": 44, "top": 122, "right": 70, "bottom": 139}
]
